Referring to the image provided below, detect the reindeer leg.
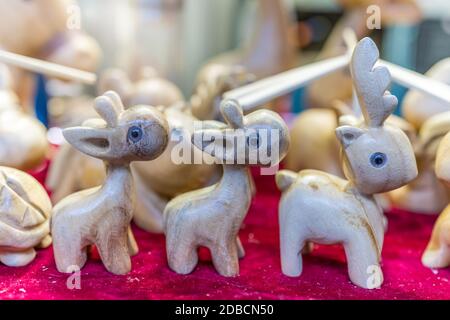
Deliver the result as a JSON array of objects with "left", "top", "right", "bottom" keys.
[
  {"left": 96, "top": 231, "right": 131, "bottom": 275},
  {"left": 211, "top": 243, "right": 239, "bottom": 277},
  {"left": 236, "top": 237, "right": 245, "bottom": 259},
  {"left": 127, "top": 227, "right": 139, "bottom": 256},
  {"left": 53, "top": 232, "right": 88, "bottom": 273},
  {"left": 166, "top": 234, "right": 198, "bottom": 275},
  {"left": 280, "top": 211, "right": 305, "bottom": 277},
  {"left": 344, "top": 231, "right": 383, "bottom": 289},
  {"left": 422, "top": 219, "right": 450, "bottom": 269}
]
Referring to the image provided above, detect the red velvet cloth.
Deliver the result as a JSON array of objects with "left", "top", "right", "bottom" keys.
[{"left": 2, "top": 164, "right": 448, "bottom": 300}]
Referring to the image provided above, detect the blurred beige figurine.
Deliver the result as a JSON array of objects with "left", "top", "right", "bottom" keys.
[
  {"left": 0, "top": 64, "right": 48, "bottom": 170},
  {"left": 388, "top": 58, "right": 450, "bottom": 214},
  {"left": 0, "top": 167, "right": 52, "bottom": 267},
  {"left": 164, "top": 101, "right": 290, "bottom": 276},
  {"left": 422, "top": 127, "right": 450, "bottom": 269},
  {"left": 276, "top": 38, "right": 417, "bottom": 289},
  {"left": 51, "top": 91, "right": 169, "bottom": 275},
  {"left": 0, "top": 0, "right": 101, "bottom": 107}
]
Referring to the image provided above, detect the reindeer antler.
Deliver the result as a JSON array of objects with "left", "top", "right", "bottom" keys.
[
  {"left": 350, "top": 38, "right": 398, "bottom": 127},
  {"left": 93, "top": 91, "right": 124, "bottom": 128}
]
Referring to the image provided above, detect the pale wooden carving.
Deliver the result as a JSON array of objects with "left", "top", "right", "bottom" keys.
[
  {"left": 0, "top": 64, "right": 48, "bottom": 170},
  {"left": 0, "top": 166, "right": 52, "bottom": 266},
  {"left": 51, "top": 91, "right": 169, "bottom": 275},
  {"left": 403, "top": 58, "right": 450, "bottom": 129},
  {"left": 164, "top": 100, "right": 290, "bottom": 276},
  {"left": 277, "top": 38, "right": 417, "bottom": 289},
  {"left": 422, "top": 127, "right": 450, "bottom": 268},
  {"left": 388, "top": 111, "right": 450, "bottom": 214}
]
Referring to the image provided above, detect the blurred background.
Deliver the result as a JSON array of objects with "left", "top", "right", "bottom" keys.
[{"left": 28, "top": 0, "right": 450, "bottom": 124}]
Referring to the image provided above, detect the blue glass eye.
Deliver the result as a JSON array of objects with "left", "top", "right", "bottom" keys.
[
  {"left": 370, "top": 152, "right": 387, "bottom": 168},
  {"left": 127, "top": 126, "right": 143, "bottom": 143}
]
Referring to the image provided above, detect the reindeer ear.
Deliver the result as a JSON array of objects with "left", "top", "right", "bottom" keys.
[
  {"left": 63, "top": 127, "right": 112, "bottom": 159},
  {"left": 94, "top": 92, "right": 123, "bottom": 127},
  {"left": 335, "top": 126, "right": 365, "bottom": 149},
  {"left": 221, "top": 100, "right": 244, "bottom": 129}
]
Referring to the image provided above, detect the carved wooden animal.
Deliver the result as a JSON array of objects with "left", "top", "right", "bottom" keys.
[
  {"left": 388, "top": 111, "right": 450, "bottom": 214},
  {"left": 51, "top": 91, "right": 169, "bottom": 275},
  {"left": 47, "top": 66, "right": 254, "bottom": 233},
  {"left": 0, "top": 64, "right": 48, "bottom": 170},
  {"left": 422, "top": 126, "right": 450, "bottom": 268},
  {"left": 0, "top": 0, "right": 101, "bottom": 107},
  {"left": 402, "top": 58, "right": 450, "bottom": 130},
  {"left": 276, "top": 38, "right": 417, "bottom": 289},
  {"left": 164, "top": 100, "right": 290, "bottom": 276},
  {"left": 0, "top": 166, "right": 52, "bottom": 266}
]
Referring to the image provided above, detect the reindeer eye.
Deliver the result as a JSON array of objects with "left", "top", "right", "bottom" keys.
[
  {"left": 370, "top": 152, "right": 387, "bottom": 168},
  {"left": 247, "top": 132, "right": 260, "bottom": 148},
  {"left": 128, "top": 126, "right": 143, "bottom": 143}
]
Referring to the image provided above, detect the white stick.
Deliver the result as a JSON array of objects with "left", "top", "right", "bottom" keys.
[
  {"left": 0, "top": 49, "right": 97, "bottom": 84},
  {"left": 379, "top": 60, "right": 450, "bottom": 106},
  {"left": 224, "top": 54, "right": 351, "bottom": 110}
]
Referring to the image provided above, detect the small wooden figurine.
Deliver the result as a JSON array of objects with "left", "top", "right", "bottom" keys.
[
  {"left": 388, "top": 111, "right": 450, "bottom": 214},
  {"left": 164, "top": 100, "right": 290, "bottom": 276},
  {"left": 0, "top": 64, "right": 48, "bottom": 170},
  {"left": 0, "top": 166, "right": 52, "bottom": 266},
  {"left": 276, "top": 38, "right": 417, "bottom": 289},
  {"left": 422, "top": 127, "right": 450, "bottom": 268},
  {"left": 51, "top": 91, "right": 169, "bottom": 275}
]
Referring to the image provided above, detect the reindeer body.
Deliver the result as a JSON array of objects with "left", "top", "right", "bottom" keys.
[
  {"left": 164, "top": 165, "right": 251, "bottom": 276},
  {"left": 277, "top": 170, "right": 384, "bottom": 288},
  {"left": 52, "top": 165, "right": 135, "bottom": 274}
]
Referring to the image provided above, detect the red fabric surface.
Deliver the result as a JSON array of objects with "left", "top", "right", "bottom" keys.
[{"left": 1, "top": 164, "right": 448, "bottom": 300}]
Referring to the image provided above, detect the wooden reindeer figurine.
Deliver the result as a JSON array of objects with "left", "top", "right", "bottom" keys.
[
  {"left": 164, "top": 100, "right": 290, "bottom": 276},
  {"left": 276, "top": 38, "right": 417, "bottom": 289},
  {"left": 422, "top": 128, "right": 450, "bottom": 268},
  {"left": 51, "top": 91, "right": 169, "bottom": 275}
]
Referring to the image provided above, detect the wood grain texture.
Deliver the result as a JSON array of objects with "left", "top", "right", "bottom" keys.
[
  {"left": 277, "top": 38, "right": 417, "bottom": 289},
  {"left": 51, "top": 91, "right": 169, "bottom": 275}
]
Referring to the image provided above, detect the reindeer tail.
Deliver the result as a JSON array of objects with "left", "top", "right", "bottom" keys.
[{"left": 276, "top": 170, "right": 298, "bottom": 193}]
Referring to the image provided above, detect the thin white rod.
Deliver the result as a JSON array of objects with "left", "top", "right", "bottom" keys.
[
  {"left": 225, "top": 54, "right": 351, "bottom": 110},
  {"left": 0, "top": 49, "right": 97, "bottom": 84},
  {"left": 379, "top": 60, "right": 450, "bottom": 105}
]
